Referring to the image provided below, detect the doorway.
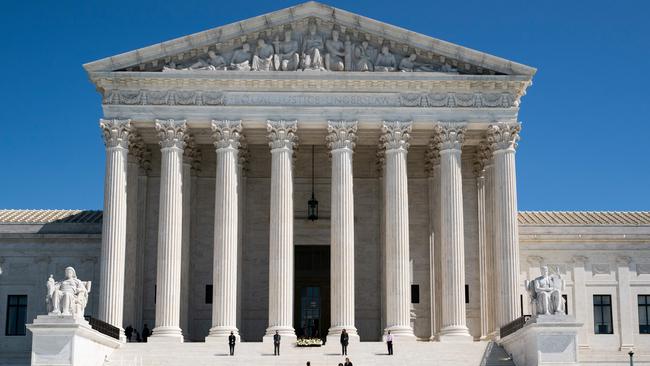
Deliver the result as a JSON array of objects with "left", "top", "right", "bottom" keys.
[{"left": 294, "top": 245, "right": 330, "bottom": 340}]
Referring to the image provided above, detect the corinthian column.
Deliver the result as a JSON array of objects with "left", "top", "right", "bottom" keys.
[
  {"left": 435, "top": 123, "right": 472, "bottom": 342},
  {"left": 264, "top": 120, "right": 298, "bottom": 343},
  {"left": 150, "top": 119, "right": 187, "bottom": 342},
  {"left": 98, "top": 118, "right": 131, "bottom": 340},
  {"left": 487, "top": 122, "right": 521, "bottom": 331},
  {"left": 206, "top": 120, "right": 242, "bottom": 341},
  {"left": 381, "top": 120, "right": 415, "bottom": 340},
  {"left": 326, "top": 120, "right": 359, "bottom": 342}
]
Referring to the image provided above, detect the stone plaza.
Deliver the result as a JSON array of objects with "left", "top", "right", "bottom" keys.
[{"left": 1, "top": 2, "right": 649, "bottom": 365}]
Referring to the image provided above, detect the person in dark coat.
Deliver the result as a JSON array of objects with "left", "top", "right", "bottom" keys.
[
  {"left": 340, "top": 329, "right": 349, "bottom": 355},
  {"left": 344, "top": 357, "right": 353, "bottom": 366},
  {"left": 125, "top": 325, "right": 133, "bottom": 342},
  {"left": 228, "top": 331, "right": 236, "bottom": 356},
  {"left": 142, "top": 324, "right": 151, "bottom": 343},
  {"left": 273, "top": 330, "right": 281, "bottom": 356}
]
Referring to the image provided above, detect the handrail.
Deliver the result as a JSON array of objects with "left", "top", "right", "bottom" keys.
[
  {"left": 500, "top": 314, "right": 531, "bottom": 338},
  {"left": 84, "top": 316, "right": 120, "bottom": 340}
]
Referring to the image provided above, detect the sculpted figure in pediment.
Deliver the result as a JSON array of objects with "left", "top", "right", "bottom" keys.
[
  {"left": 189, "top": 51, "right": 227, "bottom": 71},
  {"left": 374, "top": 45, "right": 397, "bottom": 72},
  {"left": 398, "top": 54, "right": 437, "bottom": 72},
  {"left": 252, "top": 38, "right": 275, "bottom": 71},
  {"left": 324, "top": 30, "right": 346, "bottom": 71},
  {"left": 229, "top": 43, "right": 252, "bottom": 71},
  {"left": 354, "top": 41, "right": 376, "bottom": 71},
  {"left": 273, "top": 30, "right": 300, "bottom": 71},
  {"left": 301, "top": 21, "right": 325, "bottom": 70}
]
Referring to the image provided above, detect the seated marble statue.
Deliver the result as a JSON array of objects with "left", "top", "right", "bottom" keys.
[
  {"left": 398, "top": 54, "right": 437, "bottom": 72},
  {"left": 374, "top": 45, "right": 397, "bottom": 72},
  {"left": 189, "top": 51, "right": 227, "bottom": 71},
  {"left": 46, "top": 267, "right": 91, "bottom": 320},
  {"left": 229, "top": 43, "right": 252, "bottom": 71},
  {"left": 526, "top": 266, "right": 565, "bottom": 316},
  {"left": 301, "top": 22, "right": 325, "bottom": 70},
  {"left": 273, "top": 30, "right": 300, "bottom": 71},
  {"left": 252, "top": 38, "right": 275, "bottom": 71},
  {"left": 354, "top": 41, "right": 376, "bottom": 71},
  {"left": 325, "top": 30, "right": 346, "bottom": 71}
]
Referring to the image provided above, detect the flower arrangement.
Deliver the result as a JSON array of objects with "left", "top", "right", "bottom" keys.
[{"left": 296, "top": 338, "right": 323, "bottom": 347}]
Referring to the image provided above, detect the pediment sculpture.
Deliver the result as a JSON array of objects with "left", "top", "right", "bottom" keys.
[
  {"left": 525, "top": 265, "right": 566, "bottom": 317},
  {"left": 46, "top": 267, "right": 91, "bottom": 319},
  {"left": 161, "top": 20, "right": 459, "bottom": 74}
]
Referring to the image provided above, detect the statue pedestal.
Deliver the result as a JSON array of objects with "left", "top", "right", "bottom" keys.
[
  {"left": 498, "top": 315, "right": 582, "bottom": 366},
  {"left": 26, "top": 315, "right": 121, "bottom": 366}
]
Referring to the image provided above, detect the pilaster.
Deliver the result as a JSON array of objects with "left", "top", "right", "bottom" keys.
[
  {"left": 475, "top": 142, "right": 491, "bottom": 340},
  {"left": 571, "top": 255, "right": 590, "bottom": 349},
  {"left": 616, "top": 255, "right": 634, "bottom": 351},
  {"left": 425, "top": 139, "right": 441, "bottom": 340}
]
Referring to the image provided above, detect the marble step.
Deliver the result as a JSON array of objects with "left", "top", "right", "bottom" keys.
[{"left": 106, "top": 341, "right": 491, "bottom": 366}]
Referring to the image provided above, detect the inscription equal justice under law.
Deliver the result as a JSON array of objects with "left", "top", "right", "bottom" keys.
[{"left": 225, "top": 92, "right": 399, "bottom": 106}]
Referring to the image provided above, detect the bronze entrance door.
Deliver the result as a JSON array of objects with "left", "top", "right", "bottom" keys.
[{"left": 294, "top": 245, "right": 330, "bottom": 340}]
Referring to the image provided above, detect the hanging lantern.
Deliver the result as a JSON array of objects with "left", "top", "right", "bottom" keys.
[{"left": 308, "top": 145, "right": 318, "bottom": 221}]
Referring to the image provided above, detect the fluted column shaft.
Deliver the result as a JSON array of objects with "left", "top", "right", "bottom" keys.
[
  {"left": 436, "top": 123, "right": 472, "bottom": 341},
  {"left": 151, "top": 119, "right": 187, "bottom": 342},
  {"left": 208, "top": 120, "right": 242, "bottom": 340},
  {"left": 98, "top": 119, "right": 131, "bottom": 340},
  {"left": 327, "top": 121, "right": 359, "bottom": 340},
  {"left": 475, "top": 146, "right": 490, "bottom": 340},
  {"left": 488, "top": 123, "right": 521, "bottom": 330},
  {"left": 265, "top": 120, "right": 298, "bottom": 341},
  {"left": 381, "top": 121, "right": 415, "bottom": 339}
]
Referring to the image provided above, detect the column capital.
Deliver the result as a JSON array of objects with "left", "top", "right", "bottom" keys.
[
  {"left": 571, "top": 255, "right": 588, "bottom": 265},
  {"left": 375, "top": 142, "right": 386, "bottom": 173},
  {"left": 184, "top": 135, "right": 203, "bottom": 174},
  {"left": 381, "top": 120, "right": 412, "bottom": 152},
  {"left": 487, "top": 122, "right": 521, "bottom": 152},
  {"left": 616, "top": 256, "right": 632, "bottom": 266},
  {"left": 128, "top": 132, "right": 146, "bottom": 166},
  {"left": 238, "top": 137, "right": 250, "bottom": 173},
  {"left": 211, "top": 119, "right": 242, "bottom": 151},
  {"left": 155, "top": 119, "right": 187, "bottom": 150},
  {"left": 433, "top": 122, "right": 466, "bottom": 151},
  {"left": 100, "top": 118, "right": 131, "bottom": 149},
  {"left": 425, "top": 137, "right": 440, "bottom": 177},
  {"left": 267, "top": 119, "right": 298, "bottom": 151},
  {"left": 326, "top": 120, "right": 358, "bottom": 152},
  {"left": 473, "top": 141, "right": 492, "bottom": 178}
]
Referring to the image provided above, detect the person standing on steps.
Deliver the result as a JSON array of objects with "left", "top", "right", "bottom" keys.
[
  {"left": 344, "top": 357, "right": 353, "bottom": 366},
  {"left": 273, "top": 330, "right": 281, "bottom": 356},
  {"left": 340, "top": 328, "right": 349, "bottom": 355},
  {"left": 142, "top": 324, "right": 151, "bottom": 343},
  {"left": 125, "top": 325, "right": 133, "bottom": 342},
  {"left": 386, "top": 330, "right": 393, "bottom": 355},
  {"left": 228, "top": 331, "right": 236, "bottom": 356}
]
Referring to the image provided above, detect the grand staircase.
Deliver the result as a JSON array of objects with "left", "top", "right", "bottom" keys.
[{"left": 105, "top": 341, "right": 512, "bottom": 366}]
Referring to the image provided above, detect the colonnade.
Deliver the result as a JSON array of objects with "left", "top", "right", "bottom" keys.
[{"left": 98, "top": 118, "right": 521, "bottom": 342}]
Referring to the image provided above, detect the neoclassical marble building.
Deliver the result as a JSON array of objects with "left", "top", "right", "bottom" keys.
[{"left": 1, "top": 2, "right": 649, "bottom": 365}]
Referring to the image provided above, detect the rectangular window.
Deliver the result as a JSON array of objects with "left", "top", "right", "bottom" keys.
[
  {"left": 465, "top": 285, "right": 469, "bottom": 304},
  {"left": 638, "top": 295, "right": 650, "bottom": 334},
  {"left": 593, "top": 295, "right": 613, "bottom": 334},
  {"left": 562, "top": 294, "right": 569, "bottom": 315},
  {"left": 205, "top": 285, "right": 213, "bottom": 304},
  {"left": 6, "top": 295, "right": 28, "bottom": 336},
  {"left": 411, "top": 284, "right": 420, "bottom": 304}
]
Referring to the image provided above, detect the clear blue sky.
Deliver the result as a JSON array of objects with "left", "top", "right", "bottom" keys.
[{"left": 1, "top": 0, "right": 648, "bottom": 211}]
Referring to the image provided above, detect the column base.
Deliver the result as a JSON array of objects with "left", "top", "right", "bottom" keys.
[
  {"left": 438, "top": 325, "right": 473, "bottom": 342},
  {"left": 149, "top": 326, "right": 184, "bottom": 343},
  {"left": 263, "top": 326, "right": 296, "bottom": 344},
  {"left": 383, "top": 325, "right": 416, "bottom": 341},
  {"left": 205, "top": 326, "right": 240, "bottom": 343}
]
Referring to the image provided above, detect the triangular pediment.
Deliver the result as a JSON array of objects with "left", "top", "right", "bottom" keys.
[{"left": 83, "top": 1, "right": 535, "bottom": 76}]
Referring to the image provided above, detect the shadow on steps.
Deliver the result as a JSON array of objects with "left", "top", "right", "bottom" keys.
[{"left": 481, "top": 342, "right": 515, "bottom": 366}]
